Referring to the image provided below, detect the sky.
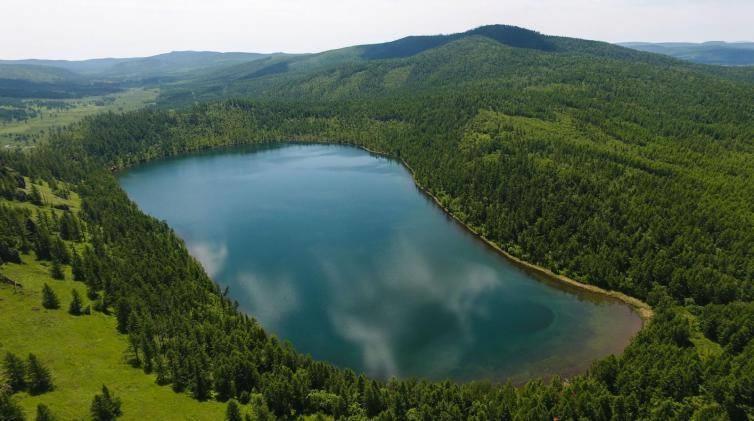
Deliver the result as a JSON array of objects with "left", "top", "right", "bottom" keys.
[{"left": 2, "top": 0, "right": 753, "bottom": 60}]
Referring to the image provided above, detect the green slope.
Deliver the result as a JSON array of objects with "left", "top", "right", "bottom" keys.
[
  {"left": 155, "top": 25, "right": 695, "bottom": 106},
  {"left": 0, "top": 64, "right": 81, "bottom": 83},
  {"left": 0, "top": 181, "right": 228, "bottom": 420},
  {"left": 0, "top": 256, "right": 227, "bottom": 420}
]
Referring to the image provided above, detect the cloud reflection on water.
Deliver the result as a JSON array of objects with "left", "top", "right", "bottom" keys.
[
  {"left": 237, "top": 273, "right": 300, "bottom": 330},
  {"left": 319, "top": 235, "right": 503, "bottom": 378},
  {"left": 188, "top": 241, "right": 228, "bottom": 278}
]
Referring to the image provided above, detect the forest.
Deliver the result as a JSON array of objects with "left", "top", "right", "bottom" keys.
[{"left": 1, "top": 25, "right": 753, "bottom": 420}]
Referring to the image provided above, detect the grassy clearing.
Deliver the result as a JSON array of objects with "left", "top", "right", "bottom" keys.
[
  {"left": 0, "top": 88, "right": 158, "bottom": 146},
  {"left": 0, "top": 186, "right": 231, "bottom": 420},
  {"left": 15, "top": 177, "right": 82, "bottom": 213},
  {"left": 0, "top": 256, "right": 227, "bottom": 420},
  {"left": 680, "top": 307, "right": 723, "bottom": 361}
]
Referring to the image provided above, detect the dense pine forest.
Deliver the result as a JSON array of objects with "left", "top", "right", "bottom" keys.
[{"left": 1, "top": 25, "right": 753, "bottom": 420}]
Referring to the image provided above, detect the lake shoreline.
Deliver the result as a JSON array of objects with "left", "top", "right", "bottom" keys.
[
  {"left": 119, "top": 140, "right": 651, "bottom": 382},
  {"left": 115, "top": 138, "right": 652, "bottom": 324},
  {"left": 355, "top": 143, "right": 653, "bottom": 324}
]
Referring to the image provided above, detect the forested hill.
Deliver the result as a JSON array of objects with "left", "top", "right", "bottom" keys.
[
  {"left": 0, "top": 63, "right": 121, "bottom": 99},
  {"left": 157, "top": 24, "right": 754, "bottom": 106},
  {"left": 358, "top": 25, "right": 558, "bottom": 59},
  {"left": 1, "top": 24, "right": 754, "bottom": 419},
  {"left": 0, "top": 64, "right": 81, "bottom": 83}
]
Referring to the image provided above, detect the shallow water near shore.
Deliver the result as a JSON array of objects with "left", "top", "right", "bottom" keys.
[{"left": 119, "top": 143, "right": 642, "bottom": 382}]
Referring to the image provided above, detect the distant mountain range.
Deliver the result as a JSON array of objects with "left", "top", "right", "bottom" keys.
[
  {"left": 0, "top": 26, "right": 752, "bottom": 102},
  {"left": 0, "top": 51, "right": 276, "bottom": 81},
  {"left": 0, "top": 51, "right": 277, "bottom": 99},
  {"left": 619, "top": 41, "right": 754, "bottom": 66}
]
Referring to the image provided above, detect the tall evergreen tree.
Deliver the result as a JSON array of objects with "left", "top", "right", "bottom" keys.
[
  {"left": 226, "top": 399, "right": 242, "bottom": 421},
  {"left": 0, "top": 384, "right": 25, "bottom": 421},
  {"left": 86, "top": 284, "right": 99, "bottom": 301},
  {"left": 50, "top": 260, "right": 64, "bottom": 280},
  {"left": 35, "top": 403, "right": 55, "bottom": 421},
  {"left": 90, "top": 385, "right": 122, "bottom": 421},
  {"left": 41, "top": 284, "right": 60, "bottom": 309},
  {"left": 192, "top": 363, "right": 211, "bottom": 401},
  {"left": 29, "top": 185, "right": 43, "bottom": 206},
  {"left": 250, "top": 394, "right": 275, "bottom": 421},
  {"left": 71, "top": 248, "right": 85, "bottom": 281},
  {"left": 154, "top": 356, "right": 170, "bottom": 386},
  {"left": 33, "top": 229, "right": 52, "bottom": 261},
  {"left": 59, "top": 212, "right": 82, "bottom": 242},
  {"left": 26, "top": 354, "right": 53, "bottom": 395},
  {"left": 115, "top": 301, "right": 130, "bottom": 334},
  {"left": 50, "top": 237, "right": 70, "bottom": 265},
  {"left": 2, "top": 353, "right": 26, "bottom": 393},
  {"left": 68, "top": 289, "right": 83, "bottom": 316},
  {"left": 214, "top": 363, "right": 233, "bottom": 402}
]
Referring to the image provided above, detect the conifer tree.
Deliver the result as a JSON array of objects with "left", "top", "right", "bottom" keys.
[
  {"left": 71, "top": 248, "right": 85, "bottom": 281},
  {"left": 50, "top": 260, "right": 65, "bottom": 280},
  {"left": 26, "top": 354, "right": 53, "bottom": 395},
  {"left": 35, "top": 403, "right": 55, "bottom": 421},
  {"left": 214, "top": 363, "right": 233, "bottom": 402},
  {"left": 90, "top": 385, "right": 122, "bottom": 421},
  {"left": 34, "top": 229, "right": 52, "bottom": 261},
  {"left": 154, "top": 356, "right": 170, "bottom": 386},
  {"left": 87, "top": 284, "right": 99, "bottom": 301},
  {"left": 41, "top": 284, "right": 60, "bottom": 309},
  {"left": 115, "top": 301, "right": 130, "bottom": 334},
  {"left": 0, "top": 384, "right": 24, "bottom": 421},
  {"left": 192, "top": 363, "right": 210, "bottom": 401},
  {"left": 2, "top": 352, "right": 26, "bottom": 393},
  {"left": 59, "top": 212, "right": 82, "bottom": 242},
  {"left": 68, "top": 289, "right": 83, "bottom": 315},
  {"left": 226, "top": 400, "right": 242, "bottom": 421},
  {"left": 250, "top": 394, "right": 275, "bottom": 421},
  {"left": 50, "top": 237, "right": 69, "bottom": 264},
  {"left": 30, "top": 185, "right": 43, "bottom": 206}
]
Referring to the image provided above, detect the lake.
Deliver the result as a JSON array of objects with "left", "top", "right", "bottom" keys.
[{"left": 119, "top": 143, "right": 642, "bottom": 382}]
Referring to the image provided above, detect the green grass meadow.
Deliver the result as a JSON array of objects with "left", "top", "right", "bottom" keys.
[
  {"left": 0, "top": 256, "right": 227, "bottom": 420},
  {"left": 0, "top": 88, "right": 158, "bottom": 146},
  {"left": 0, "top": 182, "right": 228, "bottom": 420}
]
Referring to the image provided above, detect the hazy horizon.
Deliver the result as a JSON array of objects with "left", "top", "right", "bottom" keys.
[{"left": 2, "top": 0, "right": 753, "bottom": 61}]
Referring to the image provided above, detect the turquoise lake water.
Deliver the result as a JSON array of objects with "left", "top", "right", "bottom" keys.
[{"left": 119, "top": 143, "right": 642, "bottom": 382}]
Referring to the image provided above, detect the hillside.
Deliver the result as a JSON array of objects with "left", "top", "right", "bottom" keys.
[
  {"left": 0, "top": 64, "right": 81, "bottom": 83},
  {"left": 159, "top": 25, "right": 678, "bottom": 105},
  {"left": 158, "top": 26, "right": 754, "bottom": 109},
  {"left": 0, "top": 181, "right": 226, "bottom": 419},
  {"left": 620, "top": 41, "right": 754, "bottom": 66},
  {"left": 0, "top": 63, "right": 120, "bottom": 99}
]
